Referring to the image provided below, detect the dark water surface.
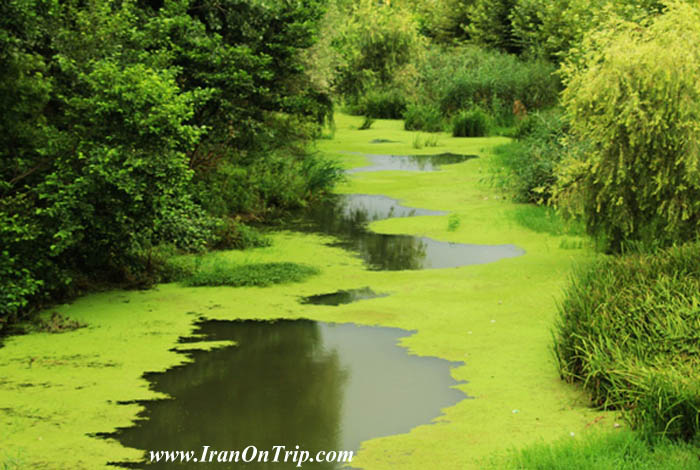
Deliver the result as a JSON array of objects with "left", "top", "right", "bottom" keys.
[
  {"left": 112, "top": 320, "right": 466, "bottom": 469},
  {"left": 346, "top": 153, "right": 477, "bottom": 173},
  {"left": 285, "top": 193, "right": 524, "bottom": 270},
  {"left": 300, "top": 287, "right": 389, "bottom": 306}
]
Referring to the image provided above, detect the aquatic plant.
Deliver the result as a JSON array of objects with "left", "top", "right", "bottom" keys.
[
  {"left": 452, "top": 108, "right": 491, "bottom": 137},
  {"left": 184, "top": 260, "right": 320, "bottom": 287}
]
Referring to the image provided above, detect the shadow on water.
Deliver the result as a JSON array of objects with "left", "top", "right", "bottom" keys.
[
  {"left": 110, "top": 319, "right": 467, "bottom": 469},
  {"left": 300, "top": 287, "right": 389, "bottom": 306},
  {"left": 347, "top": 153, "right": 478, "bottom": 173},
  {"left": 284, "top": 194, "right": 524, "bottom": 270}
]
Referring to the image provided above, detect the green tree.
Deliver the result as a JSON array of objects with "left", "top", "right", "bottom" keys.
[
  {"left": 555, "top": 1, "right": 700, "bottom": 250},
  {"left": 331, "top": 0, "right": 424, "bottom": 100}
]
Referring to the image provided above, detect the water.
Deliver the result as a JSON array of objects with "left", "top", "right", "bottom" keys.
[
  {"left": 285, "top": 193, "right": 525, "bottom": 270},
  {"left": 109, "top": 154, "right": 524, "bottom": 467},
  {"left": 300, "top": 287, "right": 389, "bottom": 306},
  {"left": 347, "top": 153, "right": 477, "bottom": 173},
  {"left": 112, "top": 320, "right": 466, "bottom": 469}
]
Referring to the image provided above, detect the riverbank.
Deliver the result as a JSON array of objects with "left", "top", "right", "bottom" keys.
[{"left": 1, "top": 113, "right": 608, "bottom": 469}]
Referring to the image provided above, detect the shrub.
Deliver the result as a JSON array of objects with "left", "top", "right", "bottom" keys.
[
  {"left": 492, "top": 109, "right": 568, "bottom": 204},
  {"left": 554, "top": 242, "right": 700, "bottom": 441},
  {"left": 510, "top": 0, "right": 667, "bottom": 62},
  {"left": 358, "top": 115, "right": 375, "bottom": 130},
  {"left": 358, "top": 88, "right": 407, "bottom": 119},
  {"left": 418, "top": 45, "right": 559, "bottom": 122},
  {"left": 452, "top": 108, "right": 490, "bottom": 137},
  {"left": 332, "top": 1, "right": 423, "bottom": 100},
  {"left": 555, "top": 2, "right": 700, "bottom": 251},
  {"left": 403, "top": 103, "right": 445, "bottom": 132}
]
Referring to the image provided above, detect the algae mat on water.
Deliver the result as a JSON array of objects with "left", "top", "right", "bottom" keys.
[{"left": 0, "top": 114, "right": 609, "bottom": 469}]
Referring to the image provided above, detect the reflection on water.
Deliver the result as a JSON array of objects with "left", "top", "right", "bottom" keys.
[
  {"left": 285, "top": 194, "right": 524, "bottom": 270},
  {"left": 347, "top": 153, "right": 478, "bottom": 173},
  {"left": 300, "top": 287, "right": 389, "bottom": 306},
  {"left": 112, "top": 320, "right": 466, "bottom": 469}
]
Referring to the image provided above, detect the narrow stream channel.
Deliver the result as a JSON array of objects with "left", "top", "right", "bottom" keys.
[{"left": 109, "top": 153, "right": 525, "bottom": 468}]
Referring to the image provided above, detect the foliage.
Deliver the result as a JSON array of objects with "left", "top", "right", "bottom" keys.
[
  {"left": 403, "top": 103, "right": 445, "bottom": 132},
  {"left": 331, "top": 0, "right": 424, "bottom": 101},
  {"left": 496, "top": 429, "right": 700, "bottom": 470},
  {"left": 554, "top": 242, "right": 700, "bottom": 441},
  {"left": 412, "top": 45, "right": 558, "bottom": 124},
  {"left": 184, "top": 260, "right": 320, "bottom": 287},
  {"left": 492, "top": 109, "right": 568, "bottom": 203},
  {"left": 410, "top": 0, "right": 474, "bottom": 43},
  {"left": 358, "top": 116, "right": 375, "bottom": 130},
  {"left": 510, "top": 0, "right": 666, "bottom": 62},
  {"left": 447, "top": 214, "right": 461, "bottom": 232},
  {"left": 555, "top": 2, "right": 700, "bottom": 251},
  {"left": 452, "top": 108, "right": 490, "bottom": 137},
  {"left": 467, "top": 0, "right": 519, "bottom": 52},
  {"left": 0, "top": 0, "right": 334, "bottom": 326},
  {"left": 358, "top": 88, "right": 407, "bottom": 119}
]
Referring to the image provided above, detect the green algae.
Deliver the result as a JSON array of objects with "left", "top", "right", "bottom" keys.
[{"left": 0, "top": 113, "right": 611, "bottom": 469}]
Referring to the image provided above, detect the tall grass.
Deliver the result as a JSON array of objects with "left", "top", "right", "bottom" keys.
[
  {"left": 554, "top": 242, "right": 700, "bottom": 441},
  {"left": 495, "top": 430, "right": 700, "bottom": 470},
  {"left": 415, "top": 45, "right": 559, "bottom": 124},
  {"left": 355, "top": 88, "right": 407, "bottom": 119},
  {"left": 403, "top": 103, "right": 445, "bottom": 132},
  {"left": 452, "top": 108, "right": 491, "bottom": 137},
  {"left": 158, "top": 256, "right": 319, "bottom": 287},
  {"left": 185, "top": 260, "right": 319, "bottom": 287}
]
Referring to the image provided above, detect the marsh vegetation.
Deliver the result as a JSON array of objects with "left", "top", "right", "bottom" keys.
[{"left": 2, "top": 0, "right": 700, "bottom": 468}]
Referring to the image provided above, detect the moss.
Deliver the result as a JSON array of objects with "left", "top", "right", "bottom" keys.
[{"left": 1, "top": 113, "right": 611, "bottom": 469}]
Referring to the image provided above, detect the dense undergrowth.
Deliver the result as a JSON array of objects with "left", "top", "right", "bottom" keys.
[
  {"left": 3, "top": 0, "right": 700, "bottom": 466},
  {"left": 554, "top": 242, "right": 700, "bottom": 441}
]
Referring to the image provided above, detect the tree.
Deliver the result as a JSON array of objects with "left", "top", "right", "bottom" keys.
[{"left": 555, "top": 1, "right": 700, "bottom": 250}]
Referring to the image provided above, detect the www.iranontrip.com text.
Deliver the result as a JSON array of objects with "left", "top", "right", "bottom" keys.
[{"left": 149, "top": 445, "right": 354, "bottom": 467}]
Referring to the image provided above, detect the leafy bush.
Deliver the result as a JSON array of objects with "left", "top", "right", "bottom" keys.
[
  {"left": 555, "top": 2, "right": 700, "bottom": 251},
  {"left": 467, "top": 0, "right": 520, "bottom": 53},
  {"left": 358, "top": 88, "right": 407, "bottom": 119},
  {"left": 332, "top": 1, "right": 423, "bottom": 100},
  {"left": 554, "top": 242, "right": 700, "bottom": 441},
  {"left": 403, "top": 103, "right": 445, "bottom": 132},
  {"left": 412, "top": 45, "right": 559, "bottom": 124},
  {"left": 452, "top": 108, "right": 491, "bottom": 137},
  {"left": 0, "top": 0, "right": 334, "bottom": 326},
  {"left": 510, "top": 0, "right": 666, "bottom": 62},
  {"left": 492, "top": 109, "right": 568, "bottom": 203},
  {"left": 439, "top": 52, "right": 558, "bottom": 120},
  {"left": 185, "top": 261, "right": 319, "bottom": 287}
]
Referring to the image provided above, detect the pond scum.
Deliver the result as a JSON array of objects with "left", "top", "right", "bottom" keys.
[{"left": 0, "top": 114, "right": 626, "bottom": 469}]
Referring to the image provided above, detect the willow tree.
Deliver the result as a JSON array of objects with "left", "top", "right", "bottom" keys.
[{"left": 555, "top": 1, "right": 700, "bottom": 251}]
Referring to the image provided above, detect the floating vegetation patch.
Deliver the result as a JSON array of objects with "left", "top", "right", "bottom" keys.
[
  {"left": 29, "top": 312, "right": 86, "bottom": 334},
  {"left": 184, "top": 261, "right": 319, "bottom": 287}
]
